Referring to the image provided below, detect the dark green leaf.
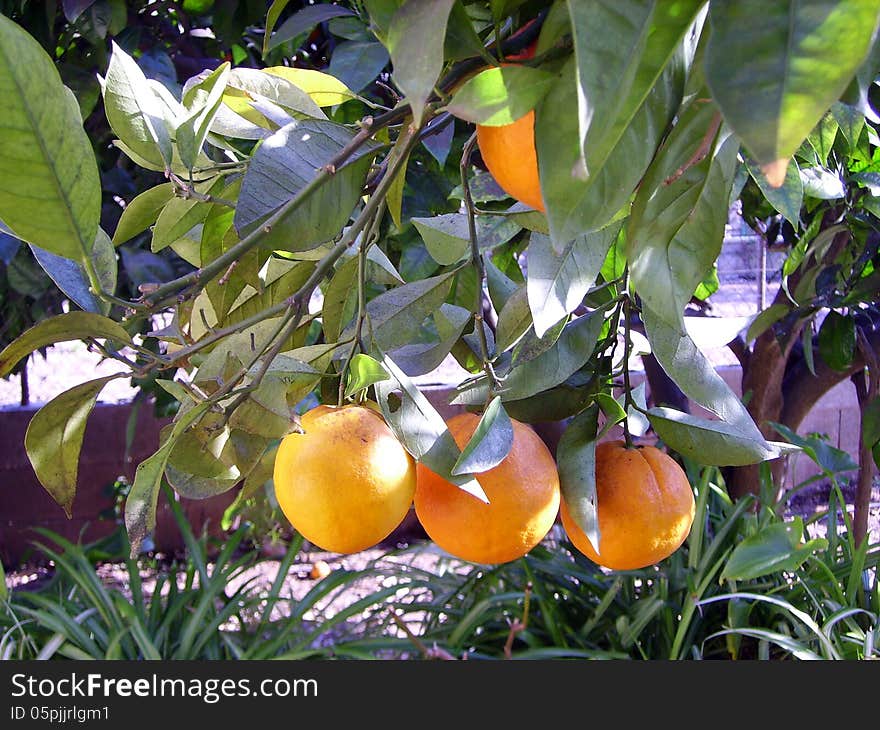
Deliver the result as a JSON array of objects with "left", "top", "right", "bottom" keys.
[
  {"left": 235, "top": 119, "right": 379, "bottom": 252},
  {"left": 389, "top": 303, "right": 470, "bottom": 376},
  {"left": 862, "top": 397, "right": 880, "bottom": 449},
  {"left": 746, "top": 155, "right": 803, "bottom": 225},
  {"left": 746, "top": 303, "right": 790, "bottom": 342},
  {"left": 772, "top": 422, "right": 858, "bottom": 475},
  {"left": 527, "top": 225, "right": 619, "bottom": 337},
  {"left": 721, "top": 519, "right": 828, "bottom": 581},
  {"left": 447, "top": 66, "right": 557, "bottom": 126},
  {"left": 31, "top": 228, "right": 117, "bottom": 315},
  {"left": 353, "top": 273, "right": 455, "bottom": 352},
  {"left": 0, "top": 312, "right": 131, "bottom": 378},
  {"left": 0, "top": 15, "right": 101, "bottom": 260},
  {"left": 629, "top": 103, "right": 739, "bottom": 328},
  {"left": 817, "top": 311, "right": 856, "bottom": 371},
  {"left": 451, "top": 397, "right": 514, "bottom": 475},
  {"left": 386, "top": 0, "right": 457, "bottom": 125},
  {"left": 557, "top": 404, "right": 601, "bottom": 553},
  {"left": 537, "top": 53, "right": 684, "bottom": 250},
  {"left": 374, "top": 353, "right": 488, "bottom": 502},
  {"left": 498, "top": 307, "right": 605, "bottom": 401},
  {"left": 268, "top": 3, "right": 356, "bottom": 51},
  {"left": 327, "top": 41, "right": 391, "bottom": 93},
  {"left": 641, "top": 305, "right": 766, "bottom": 440},
  {"left": 566, "top": 0, "right": 704, "bottom": 180},
  {"left": 705, "top": 0, "right": 880, "bottom": 172},
  {"left": 25, "top": 375, "right": 119, "bottom": 517},
  {"left": 648, "top": 407, "right": 787, "bottom": 466},
  {"left": 494, "top": 286, "right": 532, "bottom": 354}
]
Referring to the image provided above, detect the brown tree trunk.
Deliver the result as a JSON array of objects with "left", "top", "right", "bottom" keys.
[{"left": 852, "top": 370, "right": 876, "bottom": 547}]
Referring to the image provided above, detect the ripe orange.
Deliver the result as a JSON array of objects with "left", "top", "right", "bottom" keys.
[
  {"left": 414, "top": 412, "right": 560, "bottom": 564},
  {"left": 273, "top": 404, "right": 417, "bottom": 554},
  {"left": 560, "top": 440, "right": 696, "bottom": 570},
  {"left": 475, "top": 41, "right": 544, "bottom": 212},
  {"left": 476, "top": 112, "right": 544, "bottom": 212}
]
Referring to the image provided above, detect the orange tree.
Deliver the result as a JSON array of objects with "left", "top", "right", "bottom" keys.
[{"left": 0, "top": 1, "right": 879, "bottom": 560}]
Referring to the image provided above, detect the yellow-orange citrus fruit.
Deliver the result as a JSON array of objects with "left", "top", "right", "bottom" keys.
[
  {"left": 273, "top": 404, "right": 416, "bottom": 554},
  {"left": 561, "top": 440, "right": 696, "bottom": 570},
  {"left": 309, "top": 559, "right": 332, "bottom": 580},
  {"left": 476, "top": 111, "right": 544, "bottom": 212},
  {"left": 414, "top": 412, "right": 560, "bottom": 564}
]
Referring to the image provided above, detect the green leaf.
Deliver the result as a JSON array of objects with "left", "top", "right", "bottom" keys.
[
  {"left": 771, "top": 422, "right": 857, "bottom": 475},
  {"left": 113, "top": 183, "right": 174, "bottom": 245},
  {"left": 446, "top": 66, "right": 557, "bottom": 126},
  {"left": 494, "top": 286, "right": 532, "bottom": 354},
  {"left": 374, "top": 353, "right": 488, "bottom": 503},
  {"left": 0, "top": 15, "right": 101, "bottom": 261},
  {"left": 412, "top": 214, "right": 471, "bottom": 265},
  {"left": 537, "top": 52, "right": 684, "bottom": 250},
  {"left": 264, "top": 67, "right": 359, "bottom": 108},
  {"left": 345, "top": 353, "right": 391, "bottom": 397},
  {"left": 451, "top": 397, "right": 514, "bottom": 476},
  {"left": 151, "top": 178, "right": 223, "bottom": 252},
  {"left": 641, "top": 305, "right": 766, "bottom": 441},
  {"left": 226, "top": 67, "right": 326, "bottom": 120},
  {"left": 746, "top": 155, "right": 803, "bottom": 226},
  {"left": 125, "top": 403, "right": 211, "bottom": 557},
  {"left": 817, "top": 311, "right": 855, "bottom": 372},
  {"left": 527, "top": 225, "right": 619, "bottom": 338},
  {"left": 628, "top": 103, "right": 740, "bottom": 328},
  {"left": 103, "top": 42, "right": 173, "bottom": 169},
  {"left": 648, "top": 407, "right": 786, "bottom": 466},
  {"left": 328, "top": 40, "right": 391, "bottom": 93},
  {"left": 0, "top": 311, "right": 131, "bottom": 378},
  {"left": 268, "top": 3, "right": 356, "bottom": 52},
  {"left": 499, "top": 307, "right": 606, "bottom": 401},
  {"left": 800, "top": 166, "right": 846, "bottom": 200},
  {"left": 353, "top": 273, "right": 455, "bottom": 352},
  {"left": 321, "top": 256, "right": 359, "bottom": 342},
  {"left": 31, "top": 227, "right": 117, "bottom": 315},
  {"left": 389, "top": 303, "right": 470, "bottom": 376},
  {"left": 235, "top": 119, "right": 379, "bottom": 252},
  {"left": 228, "top": 376, "right": 297, "bottom": 439},
  {"left": 566, "top": 0, "right": 704, "bottom": 180},
  {"left": 557, "top": 404, "right": 601, "bottom": 553},
  {"left": 705, "top": 0, "right": 880, "bottom": 171},
  {"left": 862, "top": 397, "right": 880, "bottom": 449},
  {"left": 721, "top": 518, "right": 828, "bottom": 581},
  {"left": 177, "top": 63, "right": 231, "bottom": 172},
  {"left": 597, "top": 392, "right": 627, "bottom": 426},
  {"left": 263, "top": 0, "right": 293, "bottom": 56},
  {"left": 24, "top": 375, "right": 119, "bottom": 517},
  {"left": 386, "top": 0, "right": 457, "bottom": 125},
  {"left": 746, "top": 303, "right": 790, "bottom": 342}
]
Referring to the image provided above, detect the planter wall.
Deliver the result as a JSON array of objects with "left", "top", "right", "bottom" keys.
[{"left": 0, "top": 402, "right": 233, "bottom": 566}]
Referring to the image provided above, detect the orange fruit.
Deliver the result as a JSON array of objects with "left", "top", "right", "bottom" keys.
[
  {"left": 560, "top": 440, "right": 696, "bottom": 570},
  {"left": 476, "top": 112, "right": 543, "bottom": 212},
  {"left": 273, "top": 404, "right": 417, "bottom": 554},
  {"left": 414, "top": 412, "right": 560, "bottom": 564},
  {"left": 475, "top": 41, "right": 544, "bottom": 213},
  {"left": 309, "top": 560, "right": 332, "bottom": 580}
]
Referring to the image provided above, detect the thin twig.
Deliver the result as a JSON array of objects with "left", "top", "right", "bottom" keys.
[
  {"left": 460, "top": 131, "right": 502, "bottom": 395},
  {"left": 503, "top": 582, "right": 532, "bottom": 659}
]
